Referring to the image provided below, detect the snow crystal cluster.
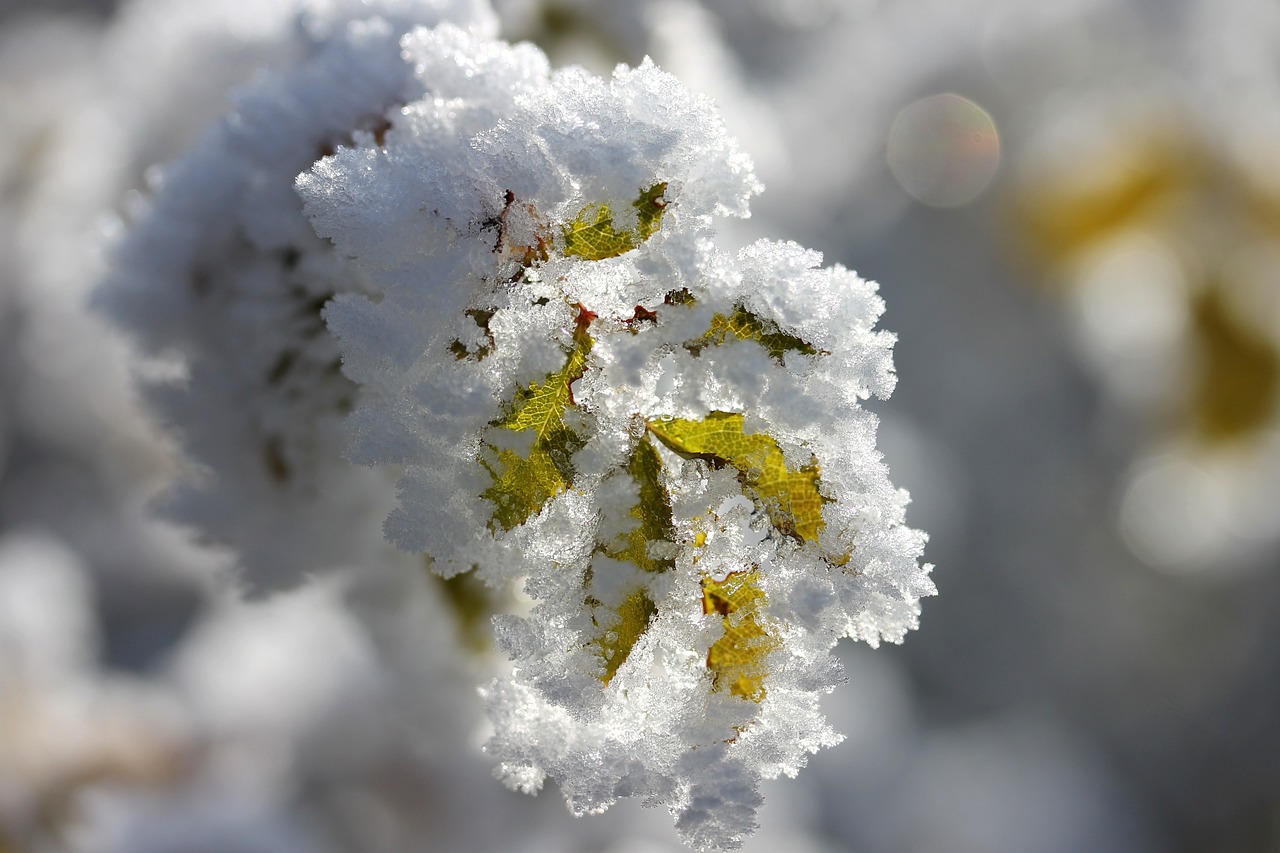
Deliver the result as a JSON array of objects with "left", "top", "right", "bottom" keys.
[
  {"left": 99, "top": 0, "right": 932, "bottom": 847},
  {"left": 98, "top": 0, "right": 499, "bottom": 587}
]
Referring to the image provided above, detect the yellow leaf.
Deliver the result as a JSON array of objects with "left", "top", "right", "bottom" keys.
[
  {"left": 562, "top": 183, "right": 667, "bottom": 261},
  {"left": 589, "top": 439, "right": 676, "bottom": 683},
  {"left": 702, "top": 569, "right": 777, "bottom": 702},
  {"left": 688, "top": 306, "right": 818, "bottom": 365},
  {"left": 647, "top": 412, "right": 827, "bottom": 543},
  {"left": 479, "top": 312, "right": 593, "bottom": 531}
]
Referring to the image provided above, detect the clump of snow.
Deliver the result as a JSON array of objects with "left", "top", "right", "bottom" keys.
[
  {"left": 98, "top": 1, "right": 496, "bottom": 590},
  {"left": 298, "top": 23, "right": 931, "bottom": 847}
]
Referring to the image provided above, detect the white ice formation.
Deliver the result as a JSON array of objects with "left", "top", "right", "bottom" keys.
[
  {"left": 298, "top": 21, "right": 932, "bottom": 849},
  {"left": 99, "top": 1, "right": 932, "bottom": 846}
]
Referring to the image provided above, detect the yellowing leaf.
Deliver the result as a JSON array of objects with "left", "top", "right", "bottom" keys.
[
  {"left": 647, "top": 412, "right": 827, "bottom": 543},
  {"left": 479, "top": 313, "right": 593, "bottom": 531},
  {"left": 599, "top": 439, "right": 677, "bottom": 574},
  {"left": 593, "top": 588, "right": 658, "bottom": 685},
  {"left": 702, "top": 569, "right": 776, "bottom": 702},
  {"left": 687, "top": 306, "right": 818, "bottom": 365},
  {"left": 562, "top": 183, "right": 667, "bottom": 261},
  {"left": 588, "top": 439, "right": 676, "bottom": 683}
]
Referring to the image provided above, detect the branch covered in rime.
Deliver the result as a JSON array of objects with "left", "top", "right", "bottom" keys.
[
  {"left": 98, "top": 1, "right": 933, "bottom": 847},
  {"left": 98, "top": 0, "right": 499, "bottom": 589}
]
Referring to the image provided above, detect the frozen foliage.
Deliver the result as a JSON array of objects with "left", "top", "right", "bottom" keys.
[
  {"left": 18, "top": 0, "right": 1280, "bottom": 851},
  {"left": 298, "top": 23, "right": 931, "bottom": 848},
  {"left": 98, "top": 0, "right": 498, "bottom": 589}
]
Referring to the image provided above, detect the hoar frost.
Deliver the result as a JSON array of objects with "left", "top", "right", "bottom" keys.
[
  {"left": 98, "top": 0, "right": 499, "bottom": 588},
  {"left": 99, "top": 1, "right": 932, "bottom": 847},
  {"left": 297, "top": 21, "right": 932, "bottom": 850}
]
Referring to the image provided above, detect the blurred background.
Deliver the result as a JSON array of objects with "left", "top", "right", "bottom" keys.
[{"left": 3, "top": 0, "right": 1280, "bottom": 850}]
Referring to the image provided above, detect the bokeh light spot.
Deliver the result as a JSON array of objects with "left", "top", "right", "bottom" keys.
[
  {"left": 887, "top": 93, "right": 1001, "bottom": 207},
  {"left": 1119, "top": 454, "right": 1232, "bottom": 573}
]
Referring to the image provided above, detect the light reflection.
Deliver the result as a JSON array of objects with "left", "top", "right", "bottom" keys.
[
  {"left": 1069, "top": 234, "right": 1189, "bottom": 407},
  {"left": 887, "top": 93, "right": 1000, "bottom": 208},
  {"left": 1119, "top": 436, "right": 1280, "bottom": 575}
]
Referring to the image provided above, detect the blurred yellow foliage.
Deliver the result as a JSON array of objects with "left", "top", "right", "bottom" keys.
[{"left": 1014, "top": 123, "right": 1280, "bottom": 446}]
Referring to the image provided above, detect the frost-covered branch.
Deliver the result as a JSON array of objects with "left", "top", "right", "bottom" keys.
[{"left": 98, "top": 1, "right": 932, "bottom": 847}]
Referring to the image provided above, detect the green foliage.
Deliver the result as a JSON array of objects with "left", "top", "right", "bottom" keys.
[
  {"left": 593, "top": 589, "right": 659, "bottom": 685},
  {"left": 479, "top": 318, "right": 592, "bottom": 531},
  {"left": 688, "top": 306, "right": 818, "bottom": 365},
  {"left": 562, "top": 182, "right": 668, "bottom": 260},
  {"left": 701, "top": 569, "right": 776, "bottom": 702},
  {"left": 598, "top": 439, "right": 677, "bottom": 574},
  {"left": 589, "top": 439, "right": 676, "bottom": 683}
]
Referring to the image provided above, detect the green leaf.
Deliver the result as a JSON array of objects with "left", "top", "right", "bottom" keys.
[
  {"left": 687, "top": 306, "right": 818, "bottom": 365},
  {"left": 598, "top": 439, "right": 677, "bottom": 574},
  {"left": 562, "top": 182, "right": 668, "bottom": 261},
  {"left": 702, "top": 569, "right": 776, "bottom": 702},
  {"left": 479, "top": 313, "right": 593, "bottom": 531},
  {"left": 592, "top": 588, "right": 658, "bottom": 685},
  {"left": 647, "top": 412, "right": 827, "bottom": 544},
  {"left": 588, "top": 439, "right": 676, "bottom": 683}
]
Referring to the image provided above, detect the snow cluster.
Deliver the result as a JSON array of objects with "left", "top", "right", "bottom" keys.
[
  {"left": 297, "top": 21, "right": 931, "bottom": 848},
  {"left": 96, "top": 0, "right": 931, "bottom": 845},
  {"left": 98, "top": 0, "right": 497, "bottom": 588}
]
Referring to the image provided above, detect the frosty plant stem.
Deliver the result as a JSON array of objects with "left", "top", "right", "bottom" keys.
[{"left": 101, "top": 2, "right": 933, "bottom": 848}]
